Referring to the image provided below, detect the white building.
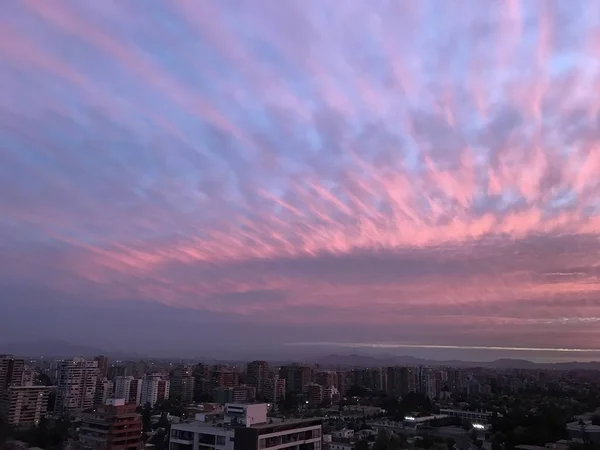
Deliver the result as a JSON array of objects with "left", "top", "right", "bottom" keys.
[
  {"left": 331, "top": 428, "right": 354, "bottom": 440},
  {"left": 141, "top": 375, "right": 170, "bottom": 407},
  {"left": 54, "top": 358, "right": 99, "bottom": 412},
  {"left": 114, "top": 376, "right": 143, "bottom": 406},
  {"left": 170, "top": 403, "right": 322, "bottom": 450}
]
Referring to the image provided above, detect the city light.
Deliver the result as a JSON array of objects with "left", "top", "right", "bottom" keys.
[
  {"left": 404, "top": 416, "right": 416, "bottom": 421},
  {"left": 472, "top": 423, "right": 485, "bottom": 430}
]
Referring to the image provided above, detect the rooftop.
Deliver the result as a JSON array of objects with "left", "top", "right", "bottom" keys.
[{"left": 173, "top": 417, "right": 321, "bottom": 432}]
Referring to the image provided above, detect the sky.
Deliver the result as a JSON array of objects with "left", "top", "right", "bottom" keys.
[{"left": 1, "top": 0, "right": 600, "bottom": 361}]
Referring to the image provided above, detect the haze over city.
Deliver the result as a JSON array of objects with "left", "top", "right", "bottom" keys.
[{"left": 1, "top": 1, "right": 600, "bottom": 362}]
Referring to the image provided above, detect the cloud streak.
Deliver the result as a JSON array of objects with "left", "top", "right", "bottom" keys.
[{"left": 1, "top": 0, "right": 599, "bottom": 355}]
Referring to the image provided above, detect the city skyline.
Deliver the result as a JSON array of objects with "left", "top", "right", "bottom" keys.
[{"left": 1, "top": 1, "right": 600, "bottom": 360}]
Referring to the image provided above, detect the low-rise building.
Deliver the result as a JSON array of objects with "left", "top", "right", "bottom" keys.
[
  {"left": 566, "top": 420, "right": 600, "bottom": 444},
  {"left": 331, "top": 429, "right": 354, "bottom": 440},
  {"left": 439, "top": 409, "right": 493, "bottom": 425},
  {"left": 169, "top": 403, "right": 322, "bottom": 450}
]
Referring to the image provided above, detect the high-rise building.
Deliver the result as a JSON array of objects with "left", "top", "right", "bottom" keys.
[
  {"left": 399, "top": 367, "right": 418, "bottom": 395},
  {"left": 114, "top": 376, "right": 143, "bottom": 406},
  {"left": 315, "top": 371, "right": 336, "bottom": 389},
  {"left": 79, "top": 399, "right": 143, "bottom": 450},
  {"left": 323, "top": 386, "right": 340, "bottom": 407},
  {"left": 94, "top": 355, "right": 109, "bottom": 379},
  {"left": 55, "top": 358, "right": 99, "bottom": 412},
  {"left": 94, "top": 378, "right": 114, "bottom": 406},
  {"left": 192, "top": 363, "right": 210, "bottom": 401},
  {"left": 140, "top": 375, "right": 169, "bottom": 407},
  {"left": 350, "top": 368, "right": 386, "bottom": 392},
  {"left": 170, "top": 403, "right": 322, "bottom": 450},
  {"left": 124, "top": 361, "right": 147, "bottom": 379},
  {"left": 280, "top": 365, "right": 312, "bottom": 394},
  {"left": 108, "top": 365, "right": 127, "bottom": 380},
  {"left": 171, "top": 365, "right": 195, "bottom": 404},
  {"left": 263, "top": 376, "right": 286, "bottom": 403},
  {"left": 213, "top": 385, "right": 256, "bottom": 405},
  {"left": 0, "top": 385, "right": 52, "bottom": 427},
  {"left": 304, "top": 383, "right": 324, "bottom": 407},
  {"left": 419, "top": 367, "right": 437, "bottom": 399},
  {"left": 0, "top": 355, "right": 25, "bottom": 393},
  {"left": 21, "top": 366, "right": 36, "bottom": 386},
  {"left": 446, "top": 368, "right": 464, "bottom": 394},
  {"left": 213, "top": 367, "right": 240, "bottom": 389},
  {"left": 246, "top": 361, "right": 269, "bottom": 397},
  {"left": 336, "top": 371, "right": 347, "bottom": 396}
]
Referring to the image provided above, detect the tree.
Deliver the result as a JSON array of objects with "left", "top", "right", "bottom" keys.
[
  {"left": 32, "top": 417, "right": 50, "bottom": 448},
  {"left": 0, "top": 414, "right": 9, "bottom": 447},
  {"left": 38, "top": 372, "right": 53, "bottom": 386},
  {"left": 142, "top": 403, "right": 152, "bottom": 432},
  {"left": 373, "top": 430, "right": 389, "bottom": 450},
  {"left": 591, "top": 415, "right": 600, "bottom": 426},
  {"left": 152, "top": 428, "right": 169, "bottom": 450},
  {"left": 347, "top": 385, "right": 369, "bottom": 398},
  {"left": 278, "top": 394, "right": 300, "bottom": 414},
  {"left": 388, "top": 435, "right": 401, "bottom": 450},
  {"left": 355, "top": 440, "right": 370, "bottom": 450}
]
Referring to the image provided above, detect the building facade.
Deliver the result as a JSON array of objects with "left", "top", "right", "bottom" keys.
[
  {"left": 140, "top": 375, "right": 170, "bottom": 407},
  {"left": 114, "top": 376, "right": 143, "bottom": 406},
  {"left": 79, "top": 399, "right": 143, "bottom": 450},
  {"left": 170, "top": 403, "right": 322, "bottom": 450},
  {"left": 263, "top": 376, "right": 285, "bottom": 403},
  {"left": 246, "top": 361, "right": 269, "bottom": 397},
  {"left": 94, "top": 355, "right": 110, "bottom": 379},
  {"left": 0, "top": 385, "right": 52, "bottom": 427},
  {"left": 55, "top": 358, "right": 99, "bottom": 412},
  {"left": 280, "top": 365, "right": 312, "bottom": 395},
  {"left": 0, "top": 355, "right": 25, "bottom": 393},
  {"left": 171, "top": 365, "right": 195, "bottom": 404}
]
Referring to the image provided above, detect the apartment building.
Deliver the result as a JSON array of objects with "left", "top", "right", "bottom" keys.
[
  {"left": 263, "top": 377, "right": 285, "bottom": 403},
  {"left": 55, "top": 358, "right": 99, "bottom": 412},
  {"left": 0, "top": 385, "right": 52, "bottom": 427},
  {"left": 140, "top": 374, "right": 170, "bottom": 407},
  {"left": 114, "top": 376, "right": 143, "bottom": 406},
  {"left": 246, "top": 361, "right": 269, "bottom": 397},
  {"left": 79, "top": 399, "right": 143, "bottom": 450},
  {"left": 279, "top": 366, "right": 312, "bottom": 395},
  {"left": 304, "top": 384, "right": 323, "bottom": 408},
  {"left": 170, "top": 403, "right": 322, "bottom": 450},
  {"left": 171, "top": 365, "right": 195, "bottom": 404},
  {"left": 94, "top": 355, "right": 109, "bottom": 379},
  {"left": 214, "top": 386, "right": 256, "bottom": 405},
  {"left": 0, "top": 355, "right": 25, "bottom": 392}
]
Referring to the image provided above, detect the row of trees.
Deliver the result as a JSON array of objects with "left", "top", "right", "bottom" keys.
[
  {"left": 0, "top": 414, "right": 72, "bottom": 450},
  {"left": 355, "top": 429, "right": 456, "bottom": 450}
]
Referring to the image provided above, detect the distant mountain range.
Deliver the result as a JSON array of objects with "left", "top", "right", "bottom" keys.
[
  {"left": 0, "top": 340, "right": 147, "bottom": 360},
  {"left": 313, "top": 353, "right": 600, "bottom": 370},
  {"left": 2, "top": 341, "right": 599, "bottom": 370}
]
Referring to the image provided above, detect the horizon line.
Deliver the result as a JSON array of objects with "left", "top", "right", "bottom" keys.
[{"left": 286, "top": 342, "right": 600, "bottom": 353}]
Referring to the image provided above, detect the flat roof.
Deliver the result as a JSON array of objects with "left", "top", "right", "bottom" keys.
[
  {"left": 249, "top": 418, "right": 322, "bottom": 430},
  {"left": 173, "top": 417, "right": 322, "bottom": 433}
]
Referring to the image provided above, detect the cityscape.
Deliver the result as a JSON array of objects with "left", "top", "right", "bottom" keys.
[
  {"left": 2, "top": 1, "right": 600, "bottom": 450},
  {"left": 1, "top": 354, "right": 600, "bottom": 450}
]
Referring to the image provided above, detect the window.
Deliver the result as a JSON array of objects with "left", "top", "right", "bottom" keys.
[{"left": 216, "top": 435, "right": 226, "bottom": 446}]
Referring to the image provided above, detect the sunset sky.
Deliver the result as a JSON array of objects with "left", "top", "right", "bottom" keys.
[{"left": 1, "top": 1, "right": 600, "bottom": 360}]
